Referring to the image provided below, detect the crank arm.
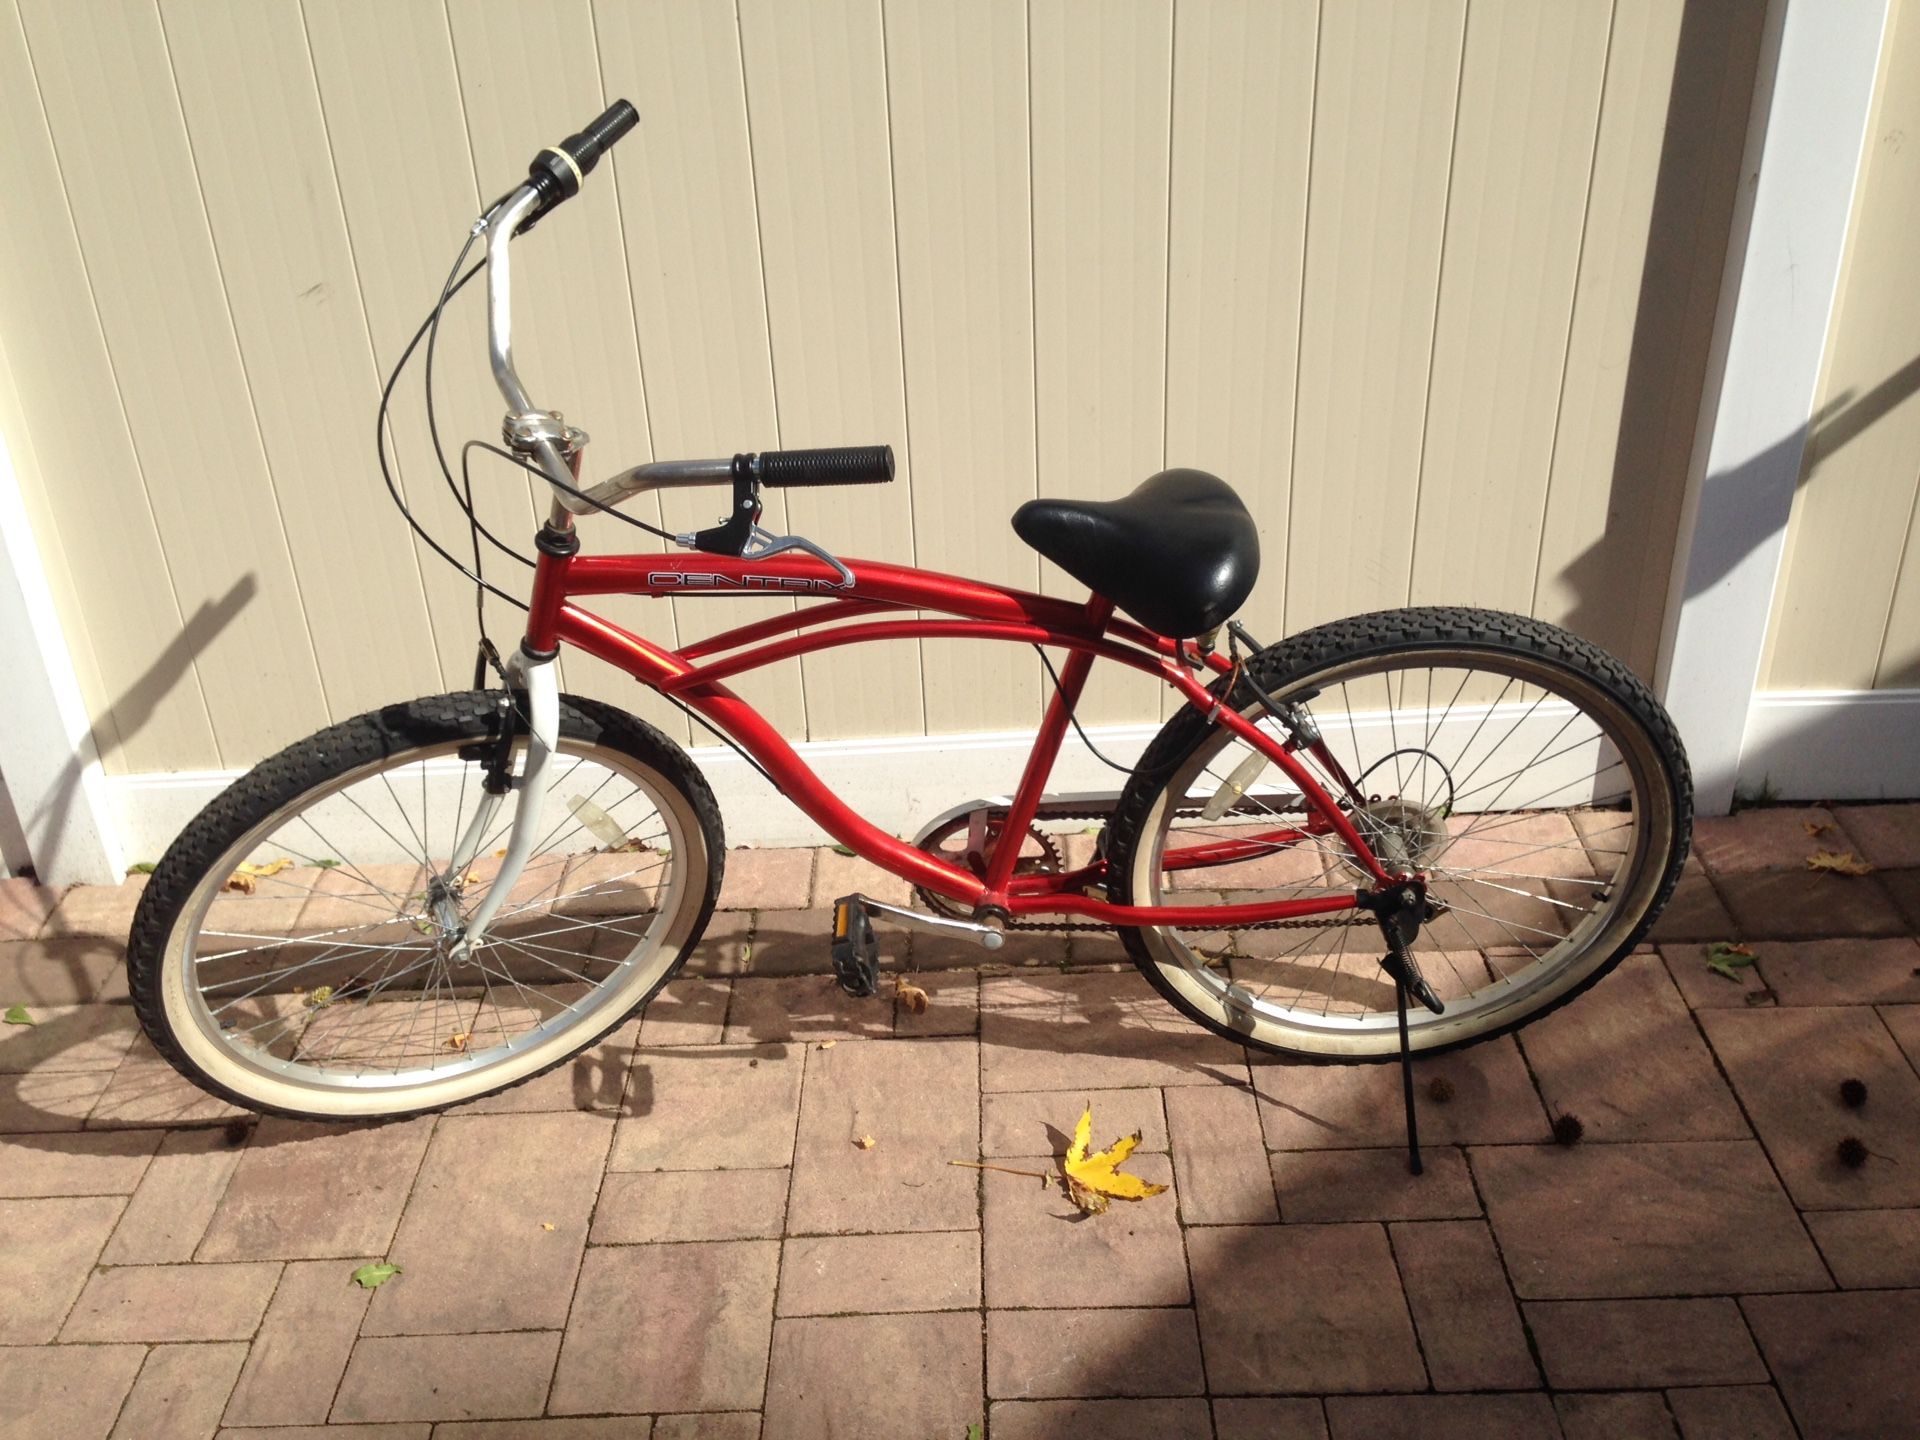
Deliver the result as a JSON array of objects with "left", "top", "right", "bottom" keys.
[{"left": 854, "top": 896, "right": 1005, "bottom": 951}]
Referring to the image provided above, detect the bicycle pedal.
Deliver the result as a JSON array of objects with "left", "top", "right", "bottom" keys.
[{"left": 829, "top": 895, "right": 881, "bottom": 997}]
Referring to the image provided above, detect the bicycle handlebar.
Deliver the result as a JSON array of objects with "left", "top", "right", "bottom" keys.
[
  {"left": 759, "top": 446, "right": 894, "bottom": 487},
  {"left": 527, "top": 100, "right": 639, "bottom": 217},
  {"left": 485, "top": 101, "right": 895, "bottom": 521}
]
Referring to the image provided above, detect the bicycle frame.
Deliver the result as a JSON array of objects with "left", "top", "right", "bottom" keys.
[
  {"left": 517, "top": 543, "right": 1398, "bottom": 927},
  {"left": 463, "top": 172, "right": 1396, "bottom": 948}
]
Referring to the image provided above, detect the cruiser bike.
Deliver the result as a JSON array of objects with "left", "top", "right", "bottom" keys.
[{"left": 128, "top": 103, "right": 1691, "bottom": 1120}]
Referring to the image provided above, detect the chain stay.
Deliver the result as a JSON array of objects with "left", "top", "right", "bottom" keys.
[{"left": 912, "top": 800, "right": 1375, "bottom": 936}]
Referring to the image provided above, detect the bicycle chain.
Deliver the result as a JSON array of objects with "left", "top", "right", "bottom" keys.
[{"left": 914, "top": 802, "right": 1380, "bottom": 936}]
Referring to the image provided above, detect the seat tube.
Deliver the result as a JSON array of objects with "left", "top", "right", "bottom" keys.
[{"left": 981, "top": 593, "right": 1115, "bottom": 901}]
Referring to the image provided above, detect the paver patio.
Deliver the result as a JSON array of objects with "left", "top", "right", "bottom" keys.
[{"left": 2, "top": 801, "right": 1919, "bottom": 1437}]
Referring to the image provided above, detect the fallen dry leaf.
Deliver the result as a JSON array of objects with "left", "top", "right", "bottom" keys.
[
  {"left": 854, "top": 1134, "right": 876, "bottom": 1150},
  {"left": 444, "top": 1031, "right": 471, "bottom": 1052},
  {"left": 540, "top": 1221, "right": 555, "bottom": 1232},
  {"left": 304, "top": 985, "right": 335, "bottom": 1010},
  {"left": 225, "top": 858, "right": 295, "bottom": 893},
  {"left": 817, "top": 1039, "right": 837, "bottom": 1050},
  {"left": 1061, "top": 1103, "right": 1168, "bottom": 1215},
  {"left": 896, "top": 978, "right": 930, "bottom": 1015},
  {"left": 1803, "top": 820, "right": 1835, "bottom": 838},
  {"left": 1807, "top": 849, "right": 1874, "bottom": 876}
]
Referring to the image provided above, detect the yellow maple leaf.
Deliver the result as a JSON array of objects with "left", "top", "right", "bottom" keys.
[
  {"left": 1803, "top": 820, "right": 1834, "bottom": 838},
  {"left": 1807, "top": 849, "right": 1874, "bottom": 876},
  {"left": 1061, "top": 1103, "right": 1168, "bottom": 1215}
]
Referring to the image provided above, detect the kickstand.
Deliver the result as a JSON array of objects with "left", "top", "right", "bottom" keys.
[{"left": 1394, "top": 973, "right": 1423, "bottom": 1176}]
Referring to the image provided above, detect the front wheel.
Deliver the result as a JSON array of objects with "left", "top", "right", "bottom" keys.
[
  {"left": 1105, "top": 607, "right": 1691, "bottom": 1060},
  {"left": 127, "top": 692, "right": 724, "bottom": 1119}
]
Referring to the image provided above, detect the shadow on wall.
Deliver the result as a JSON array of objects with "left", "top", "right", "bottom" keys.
[
  {"left": 18, "top": 574, "right": 255, "bottom": 883},
  {"left": 1556, "top": 3, "right": 1920, "bottom": 697},
  {"left": 1552, "top": 0, "right": 1770, "bottom": 678}
]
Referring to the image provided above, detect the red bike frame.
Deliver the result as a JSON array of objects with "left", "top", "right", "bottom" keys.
[{"left": 524, "top": 545, "right": 1397, "bottom": 927}]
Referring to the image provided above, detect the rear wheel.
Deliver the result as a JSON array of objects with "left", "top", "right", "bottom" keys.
[
  {"left": 1105, "top": 607, "right": 1690, "bottom": 1060},
  {"left": 127, "top": 692, "right": 723, "bottom": 1119}
]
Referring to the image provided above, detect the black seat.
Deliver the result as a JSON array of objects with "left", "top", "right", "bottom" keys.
[{"left": 1012, "top": 469, "right": 1260, "bottom": 638}]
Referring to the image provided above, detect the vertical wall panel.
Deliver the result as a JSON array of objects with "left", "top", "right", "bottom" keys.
[
  {"left": 1283, "top": 0, "right": 1466, "bottom": 634},
  {"left": 300, "top": 0, "right": 521, "bottom": 697},
  {"left": 1532, "top": 0, "right": 1682, "bottom": 667},
  {"left": 886, "top": 0, "right": 1040, "bottom": 732},
  {"left": 17, "top": 0, "right": 330, "bottom": 765},
  {"left": 159, "top": 0, "right": 444, "bottom": 723},
  {"left": 0, "top": 0, "right": 212, "bottom": 774},
  {"left": 1534, "top": 0, "right": 1765, "bottom": 678},
  {"left": 738, "top": 0, "right": 922, "bottom": 740},
  {"left": 1407, "top": 0, "right": 1611, "bottom": 613},
  {"left": 443, "top": 0, "right": 687, "bottom": 740},
  {"left": 1164, "top": 0, "right": 1317, "bottom": 718},
  {"left": 592, "top": 0, "right": 807, "bottom": 737},
  {"left": 1766, "top": 0, "right": 1920, "bottom": 689},
  {"left": 1, "top": 0, "right": 1746, "bottom": 781},
  {"left": 1030, "top": 0, "right": 1173, "bottom": 725}
]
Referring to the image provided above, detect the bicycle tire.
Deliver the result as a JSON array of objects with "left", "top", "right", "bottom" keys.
[
  {"left": 1104, "top": 606, "right": 1692, "bottom": 1061},
  {"left": 127, "top": 690, "right": 724, "bottom": 1120}
]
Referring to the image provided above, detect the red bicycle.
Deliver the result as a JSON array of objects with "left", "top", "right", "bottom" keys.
[{"left": 129, "top": 105, "right": 1691, "bottom": 1120}]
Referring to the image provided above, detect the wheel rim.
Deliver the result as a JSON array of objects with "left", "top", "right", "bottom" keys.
[
  {"left": 160, "top": 734, "right": 699, "bottom": 1112},
  {"left": 1128, "top": 647, "right": 1676, "bottom": 1056}
]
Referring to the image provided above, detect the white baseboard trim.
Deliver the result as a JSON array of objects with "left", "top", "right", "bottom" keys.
[
  {"left": 1738, "top": 688, "right": 1920, "bottom": 801},
  {"left": 104, "top": 721, "right": 1171, "bottom": 864},
  {"left": 102, "top": 694, "right": 1614, "bottom": 864}
]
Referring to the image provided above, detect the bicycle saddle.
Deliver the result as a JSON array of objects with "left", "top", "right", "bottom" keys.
[{"left": 1013, "top": 468, "right": 1260, "bottom": 638}]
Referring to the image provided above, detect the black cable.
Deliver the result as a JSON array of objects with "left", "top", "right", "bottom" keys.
[
  {"left": 1034, "top": 646, "right": 1135, "bottom": 776},
  {"left": 374, "top": 241, "right": 526, "bottom": 612},
  {"left": 384, "top": 209, "right": 780, "bottom": 796},
  {"left": 460, "top": 439, "right": 680, "bottom": 545}
]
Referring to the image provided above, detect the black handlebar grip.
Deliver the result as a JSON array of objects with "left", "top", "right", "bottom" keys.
[
  {"left": 528, "top": 99, "right": 639, "bottom": 206},
  {"left": 569, "top": 100, "right": 639, "bottom": 171},
  {"left": 757, "top": 446, "right": 896, "bottom": 487}
]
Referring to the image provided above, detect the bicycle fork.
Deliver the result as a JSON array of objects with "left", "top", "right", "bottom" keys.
[{"left": 445, "top": 648, "right": 560, "bottom": 959}]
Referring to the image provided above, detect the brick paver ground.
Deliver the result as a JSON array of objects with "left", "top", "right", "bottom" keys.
[{"left": 2, "top": 801, "right": 1919, "bottom": 1437}]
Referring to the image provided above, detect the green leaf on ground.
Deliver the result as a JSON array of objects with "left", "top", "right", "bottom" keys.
[
  {"left": 1705, "top": 941, "right": 1757, "bottom": 982},
  {"left": 965, "top": 1425, "right": 984, "bottom": 1440},
  {"left": 831, "top": 843, "right": 856, "bottom": 857},
  {"left": 4, "top": 1005, "right": 33, "bottom": 1026},
  {"left": 351, "top": 1262, "right": 401, "bottom": 1290},
  {"left": 126, "top": 861, "right": 156, "bottom": 875},
  {"left": 315, "top": 857, "right": 341, "bottom": 869}
]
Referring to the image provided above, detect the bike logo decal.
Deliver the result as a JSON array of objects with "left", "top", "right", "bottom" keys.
[{"left": 648, "top": 571, "right": 851, "bottom": 593}]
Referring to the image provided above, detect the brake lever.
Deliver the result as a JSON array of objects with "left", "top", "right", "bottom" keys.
[{"left": 741, "top": 526, "right": 855, "bottom": 588}]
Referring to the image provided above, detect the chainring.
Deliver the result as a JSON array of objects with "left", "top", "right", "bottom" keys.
[{"left": 913, "top": 812, "right": 1067, "bottom": 920}]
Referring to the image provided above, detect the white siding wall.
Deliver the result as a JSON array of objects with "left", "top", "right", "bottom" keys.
[{"left": 0, "top": 0, "right": 1760, "bottom": 780}]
